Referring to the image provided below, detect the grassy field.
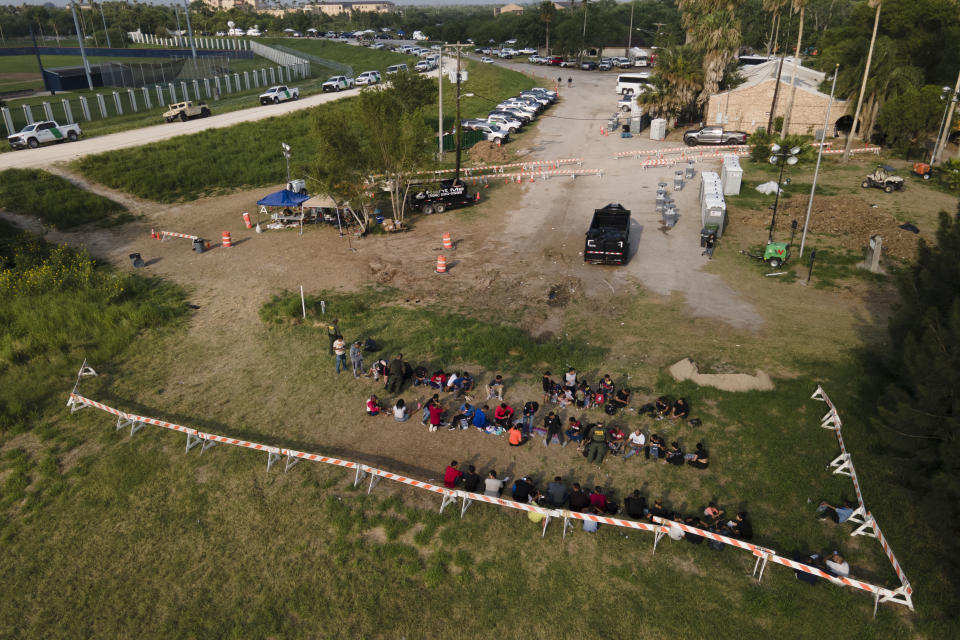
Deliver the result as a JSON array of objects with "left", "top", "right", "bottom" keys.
[
  {"left": 1, "top": 274, "right": 955, "bottom": 637},
  {"left": 0, "top": 168, "right": 130, "bottom": 229},
  {"left": 74, "top": 62, "right": 537, "bottom": 203}
]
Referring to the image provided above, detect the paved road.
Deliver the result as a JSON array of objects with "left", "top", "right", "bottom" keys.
[{"left": 0, "top": 76, "right": 425, "bottom": 171}]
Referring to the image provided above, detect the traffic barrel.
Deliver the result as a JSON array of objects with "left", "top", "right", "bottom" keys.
[
  {"left": 242, "top": 212, "right": 252, "bottom": 229},
  {"left": 442, "top": 232, "right": 453, "bottom": 250},
  {"left": 222, "top": 231, "right": 233, "bottom": 248},
  {"left": 436, "top": 255, "right": 447, "bottom": 273}
]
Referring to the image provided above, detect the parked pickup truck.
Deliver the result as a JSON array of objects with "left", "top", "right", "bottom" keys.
[
  {"left": 259, "top": 85, "right": 299, "bottom": 105},
  {"left": 683, "top": 126, "right": 748, "bottom": 146},
  {"left": 322, "top": 76, "right": 354, "bottom": 92},
  {"left": 7, "top": 120, "right": 82, "bottom": 149},
  {"left": 584, "top": 203, "right": 631, "bottom": 265}
]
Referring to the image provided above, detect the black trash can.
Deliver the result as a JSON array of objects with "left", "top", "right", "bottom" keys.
[{"left": 193, "top": 237, "right": 205, "bottom": 253}]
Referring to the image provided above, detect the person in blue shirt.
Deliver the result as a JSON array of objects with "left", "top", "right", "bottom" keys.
[
  {"left": 817, "top": 500, "right": 856, "bottom": 524},
  {"left": 472, "top": 404, "right": 489, "bottom": 430},
  {"left": 452, "top": 402, "right": 476, "bottom": 430}
]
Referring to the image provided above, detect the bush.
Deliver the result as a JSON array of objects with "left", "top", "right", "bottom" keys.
[
  {"left": 0, "top": 225, "right": 186, "bottom": 434},
  {"left": 937, "top": 158, "right": 960, "bottom": 190},
  {"left": 0, "top": 169, "right": 128, "bottom": 229}
]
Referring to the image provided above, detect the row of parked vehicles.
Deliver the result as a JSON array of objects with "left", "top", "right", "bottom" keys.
[
  {"left": 526, "top": 54, "right": 652, "bottom": 71},
  {"left": 459, "top": 87, "right": 558, "bottom": 145}
]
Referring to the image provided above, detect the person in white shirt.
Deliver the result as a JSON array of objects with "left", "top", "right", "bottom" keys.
[
  {"left": 824, "top": 551, "right": 850, "bottom": 577},
  {"left": 445, "top": 371, "right": 460, "bottom": 393},
  {"left": 393, "top": 399, "right": 409, "bottom": 422},
  {"left": 484, "top": 470, "right": 509, "bottom": 497},
  {"left": 564, "top": 367, "right": 577, "bottom": 388},
  {"left": 623, "top": 427, "right": 646, "bottom": 461}
]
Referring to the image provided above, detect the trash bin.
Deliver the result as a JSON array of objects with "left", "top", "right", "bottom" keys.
[
  {"left": 674, "top": 170, "right": 684, "bottom": 191},
  {"left": 192, "top": 237, "right": 205, "bottom": 253},
  {"left": 656, "top": 190, "right": 666, "bottom": 208},
  {"left": 662, "top": 208, "right": 679, "bottom": 228},
  {"left": 685, "top": 160, "right": 696, "bottom": 179}
]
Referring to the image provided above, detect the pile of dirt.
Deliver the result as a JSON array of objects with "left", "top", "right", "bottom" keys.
[
  {"left": 368, "top": 259, "right": 398, "bottom": 284},
  {"left": 735, "top": 195, "right": 925, "bottom": 260},
  {"left": 467, "top": 141, "right": 512, "bottom": 165},
  {"left": 669, "top": 358, "right": 774, "bottom": 392}
]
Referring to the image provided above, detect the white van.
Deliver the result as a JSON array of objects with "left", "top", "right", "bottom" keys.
[
  {"left": 386, "top": 64, "right": 408, "bottom": 75},
  {"left": 616, "top": 73, "right": 653, "bottom": 95}
]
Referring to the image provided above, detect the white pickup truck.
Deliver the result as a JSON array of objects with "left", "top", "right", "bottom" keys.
[
  {"left": 259, "top": 85, "right": 300, "bottom": 105},
  {"left": 322, "top": 76, "right": 355, "bottom": 92},
  {"left": 7, "top": 120, "right": 82, "bottom": 149}
]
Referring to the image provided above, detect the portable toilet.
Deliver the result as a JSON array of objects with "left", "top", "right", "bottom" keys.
[
  {"left": 650, "top": 118, "right": 667, "bottom": 141},
  {"left": 699, "top": 171, "right": 722, "bottom": 202},
  {"left": 702, "top": 198, "right": 726, "bottom": 237},
  {"left": 720, "top": 154, "right": 743, "bottom": 195}
]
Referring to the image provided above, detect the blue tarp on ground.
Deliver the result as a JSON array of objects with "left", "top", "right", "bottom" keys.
[{"left": 257, "top": 189, "right": 310, "bottom": 207}]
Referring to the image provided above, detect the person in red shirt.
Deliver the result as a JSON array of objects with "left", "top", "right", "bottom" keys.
[
  {"left": 366, "top": 395, "right": 384, "bottom": 416},
  {"left": 428, "top": 402, "right": 446, "bottom": 432},
  {"left": 444, "top": 460, "right": 464, "bottom": 489},
  {"left": 493, "top": 402, "right": 515, "bottom": 428},
  {"left": 589, "top": 486, "right": 609, "bottom": 514}
]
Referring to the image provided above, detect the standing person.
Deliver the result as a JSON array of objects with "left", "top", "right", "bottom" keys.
[
  {"left": 564, "top": 367, "right": 577, "bottom": 389},
  {"left": 443, "top": 461, "right": 464, "bottom": 489},
  {"left": 333, "top": 336, "right": 347, "bottom": 374},
  {"left": 543, "top": 411, "right": 563, "bottom": 446},
  {"left": 349, "top": 341, "right": 364, "bottom": 378},
  {"left": 541, "top": 371, "right": 554, "bottom": 404},
  {"left": 585, "top": 422, "right": 609, "bottom": 466},
  {"left": 521, "top": 400, "right": 539, "bottom": 437},
  {"left": 386, "top": 353, "right": 405, "bottom": 394},
  {"left": 326, "top": 318, "right": 341, "bottom": 355}
]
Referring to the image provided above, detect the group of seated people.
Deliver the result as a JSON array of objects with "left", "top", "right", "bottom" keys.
[{"left": 541, "top": 370, "right": 635, "bottom": 416}]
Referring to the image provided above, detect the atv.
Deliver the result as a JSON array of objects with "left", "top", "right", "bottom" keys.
[{"left": 861, "top": 165, "right": 904, "bottom": 193}]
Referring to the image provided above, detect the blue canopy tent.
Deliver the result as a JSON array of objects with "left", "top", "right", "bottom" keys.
[
  {"left": 256, "top": 189, "right": 312, "bottom": 229},
  {"left": 257, "top": 189, "right": 310, "bottom": 208}
]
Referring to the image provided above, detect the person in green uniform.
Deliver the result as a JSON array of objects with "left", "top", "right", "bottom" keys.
[
  {"left": 585, "top": 421, "right": 609, "bottom": 465},
  {"left": 326, "top": 318, "right": 341, "bottom": 355}
]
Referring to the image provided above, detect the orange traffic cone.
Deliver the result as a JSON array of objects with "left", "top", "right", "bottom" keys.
[
  {"left": 442, "top": 232, "right": 453, "bottom": 250},
  {"left": 436, "top": 255, "right": 447, "bottom": 274},
  {"left": 242, "top": 212, "right": 252, "bottom": 229},
  {"left": 222, "top": 231, "right": 232, "bottom": 248}
]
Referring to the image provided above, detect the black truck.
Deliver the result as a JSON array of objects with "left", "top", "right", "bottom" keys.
[
  {"left": 409, "top": 179, "right": 476, "bottom": 215},
  {"left": 584, "top": 203, "right": 631, "bottom": 265}
]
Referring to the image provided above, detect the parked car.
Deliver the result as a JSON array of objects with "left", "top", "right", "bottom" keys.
[
  {"left": 519, "top": 47, "right": 537, "bottom": 55},
  {"left": 7, "top": 120, "right": 81, "bottom": 149},
  {"left": 414, "top": 60, "right": 435, "bottom": 72},
  {"left": 581, "top": 61, "right": 598, "bottom": 70},
  {"left": 322, "top": 76, "right": 354, "bottom": 92},
  {"left": 259, "top": 85, "right": 299, "bottom": 105},
  {"left": 560, "top": 59, "right": 577, "bottom": 68},
  {"left": 487, "top": 113, "right": 523, "bottom": 133},
  {"left": 598, "top": 59, "right": 613, "bottom": 71},
  {"left": 491, "top": 108, "right": 532, "bottom": 123},
  {"left": 471, "top": 123, "right": 509, "bottom": 143},
  {"left": 481, "top": 57, "right": 495, "bottom": 64},
  {"left": 385, "top": 63, "right": 408, "bottom": 75},
  {"left": 547, "top": 56, "right": 563, "bottom": 66},
  {"left": 162, "top": 101, "right": 210, "bottom": 122},
  {"left": 355, "top": 70, "right": 381, "bottom": 86}
]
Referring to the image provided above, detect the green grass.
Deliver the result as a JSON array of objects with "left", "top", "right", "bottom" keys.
[
  {"left": 74, "top": 62, "right": 538, "bottom": 202},
  {"left": 261, "top": 37, "right": 412, "bottom": 76},
  {"left": 261, "top": 288, "right": 606, "bottom": 371},
  {"left": 0, "top": 223, "right": 187, "bottom": 435},
  {"left": 0, "top": 169, "right": 129, "bottom": 229}
]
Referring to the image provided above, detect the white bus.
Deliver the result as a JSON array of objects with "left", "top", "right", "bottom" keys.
[{"left": 616, "top": 72, "right": 653, "bottom": 95}]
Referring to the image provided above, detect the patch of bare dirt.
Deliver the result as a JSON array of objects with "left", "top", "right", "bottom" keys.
[
  {"left": 737, "top": 194, "right": 927, "bottom": 260},
  {"left": 669, "top": 358, "right": 774, "bottom": 392}
]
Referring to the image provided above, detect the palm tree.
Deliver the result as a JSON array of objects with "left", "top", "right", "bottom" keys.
[
  {"left": 676, "top": 1, "right": 743, "bottom": 104},
  {"left": 539, "top": 1, "right": 556, "bottom": 55},
  {"left": 780, "top": 0, "right": 807, "bottom": 139},
  {"left": 639, "top": 44, "right": 704, "bottom": 117},
  {"left": 843, "top": 0, "right": 881, "bottom": 162},
  {"left": 762, "top": 0, "right": 789, "bottom": 56}
]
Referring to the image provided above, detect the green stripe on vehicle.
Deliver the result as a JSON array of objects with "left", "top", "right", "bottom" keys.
[{"left": 50, "top": 127, "right": 63, "bottom": 139}]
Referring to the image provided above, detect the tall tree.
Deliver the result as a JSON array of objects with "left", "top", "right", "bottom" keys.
[
  {"left": 677, "top": 0, "right": 744, "bottom": 104},
  {"left": 309, "top": 73, "right": 435, "bottom": 232},
  {"left": 842, "top": 0, "right": 881, "bottom": 160},
  {"left": 539, "top": 1, "right": 556, "bottom": 54},
  {"left": 638, "top": 44, "right": 705, "bottom": 116}
]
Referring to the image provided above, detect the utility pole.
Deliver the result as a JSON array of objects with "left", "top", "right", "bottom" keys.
[
  {"left": 766, "top": 43, "right": 788, "bottom": 134},
  {"left": 438, "top": 45, "right": 443, "bottom": 160},
  {"left": 800, "top": 65, "right": 838, "bottom": 258},
  {"left": 99, "top": 2, "right": 112, "bottom": 48},
  {"left": 30, "top": 25, "right": 54, "bottom": 96},
  {"left": 842, "top": 0, "right": 882, "bottom": 162},
  {"left": 455, "top": 43, "right": 463, "bottom": 180},
  {"left": 627, "top": 0, "right": 635, "bottom": 51},
  {"left": 70, "top": 2, "right": 95, "bottom": 90}
]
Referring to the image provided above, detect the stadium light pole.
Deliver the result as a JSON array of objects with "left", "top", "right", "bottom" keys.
[
  {"left": 767, "top": 144, "right": 800, "bottom": 243},
  {"left": 70, "top": 2, "right": 95, "bottom": 90},
  {"left": 183, "top": 0, "right": 198, "bottom": 67},
  {"left": 438, "top": 45, "right": 443, "bottom": 160}
]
